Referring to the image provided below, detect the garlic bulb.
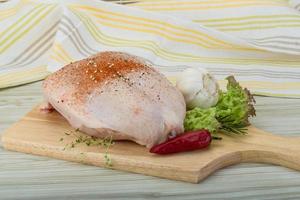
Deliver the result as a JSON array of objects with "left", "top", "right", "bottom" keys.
[{"left": 176, "top": 67, "right": 219, "bottom": 110}]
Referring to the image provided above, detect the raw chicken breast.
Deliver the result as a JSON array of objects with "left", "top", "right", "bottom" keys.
[{"left": 43, "top": 52, "right": 186, "bottom": 148}]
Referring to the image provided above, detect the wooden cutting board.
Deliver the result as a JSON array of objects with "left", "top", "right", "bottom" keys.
[{"left": 2, "top": 105, "right": 300, "bottom": 183}]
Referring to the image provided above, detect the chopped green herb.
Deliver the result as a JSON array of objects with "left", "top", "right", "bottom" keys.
[
  {"left": 104, "top": 151, "right": 112, "bottom": 167},
  {"left": 62, "top": 129, "right": 114, "bottom": 167}
]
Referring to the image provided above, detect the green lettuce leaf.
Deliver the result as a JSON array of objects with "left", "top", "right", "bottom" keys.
[
  {"left": 216, "top": 76, "right": 256, "bottom": 133},
  {"left": 184, "top": 107, "right": 220, "bottom": 133}
]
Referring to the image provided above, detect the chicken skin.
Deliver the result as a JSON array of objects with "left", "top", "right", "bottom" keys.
[{"left": 43, "top": 52, "right": 186, "bottom": 148}]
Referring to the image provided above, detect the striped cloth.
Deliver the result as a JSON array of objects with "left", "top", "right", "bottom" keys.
[{"left": 1, "top": 0, "right": 300, "bottom": 98}]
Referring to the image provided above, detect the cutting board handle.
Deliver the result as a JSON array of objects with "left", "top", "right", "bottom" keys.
[{"left": 228, "top": 126, "right": 300, "bottom": 171}]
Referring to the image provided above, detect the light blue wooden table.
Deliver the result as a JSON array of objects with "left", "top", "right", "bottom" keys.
[{"left": 1, "top": 81, "right": 300, "bottom": 200}]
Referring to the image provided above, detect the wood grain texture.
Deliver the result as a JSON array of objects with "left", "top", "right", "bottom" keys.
[
  {"left": 1, "top": 81, "right": 300, "bottom": 199},
  {"left": 2, "top": 106, "right": 300, "bottom": 184}
]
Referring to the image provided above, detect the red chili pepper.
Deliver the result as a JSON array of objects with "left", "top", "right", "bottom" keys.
[{"left": 150, "top": 130, "right": 212, "bottom": 155}]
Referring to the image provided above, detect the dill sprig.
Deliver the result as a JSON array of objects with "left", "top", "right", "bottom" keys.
[
  {"left": 217, "top": 114, "right": 248, "bottom": 135},
  {"left": 61, "top": 129, "right": 114, "bottom": 167}
]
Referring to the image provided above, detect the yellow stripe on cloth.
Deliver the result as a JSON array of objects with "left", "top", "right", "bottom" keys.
[
  {"left": 0, "top": 0, "right": 23, "bottom": 14},
  {"left": 0, "top": 0, "right": 25, "bottom": 21},
  {"left": 0, "top": 4, "right": 45, "bottom": 41},
  {"left": 167, "top": 76, "right": 300, "bottom": 97},
  {"left": 198, "top": 20, "right": 300, "bottom": 28},
  {"left": 70, "top": 4, "right": 237, "bottom": 49},
  {"left": 52, "top": 43, "right": 74, "bottom": 64},
  {"left": 0, "top": 66, "right": 49, "bottom": 89},
  {"left": 193, "top": 14, "right": 300, "bottom": 23},
  {"left": 133, "top": 2, "right": 287, "bottom": 11},
  {"left": 217, "top": 24, "right": 300, "bottom": 31},
  {"left": 132, "top": 0, "right": 287, "bottom": 5},
  {"left": 168, "top": 76, "right": 300, "bottom": 90},
  {"left": 70, "top": 8, "right": 300, "bottom": 67},
  {"left": 134, "top": 0, "right": 286, "bottom": 7},
  {"left": 218, "top": 80, "right": 300, "bottom": 90},
  {"left": 0, "top": 5, "right": 56, "bottom": 53}
]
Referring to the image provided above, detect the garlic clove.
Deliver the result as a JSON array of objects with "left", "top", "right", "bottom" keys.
[{"left": 176, "top": 67, "right": 219, "bottom": 110}]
